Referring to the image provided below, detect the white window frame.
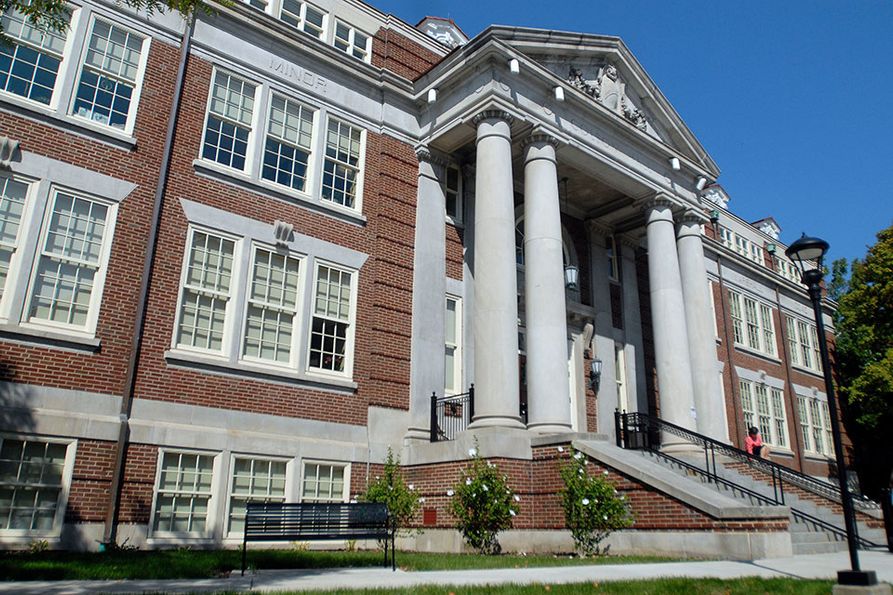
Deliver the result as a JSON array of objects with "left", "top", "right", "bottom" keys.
[
  {"left": 0, "top": 435, "right": 76, "bottom": 539},
  {"left": 224, "top": 454, "right": 291, "bottom": 538},
  {"left": 12, "top": 183, "right": 118, "bottom": 337},
  {"left": 149, "top": 449, "right": 219, "bottom": 539},
  {"left": 0, "top": 5, "right": 151, "bottom": 139},
  {"left": 727, "top": 288, "right": 776, "bottom": 357},
  {"left": 445, "top": 295, "right": 462, "bottom": 395},
  {"left": 797, "top": 393, "right": 834, "bottom": 458},
  {"left": 333, "top": 20, "right": 372, "bottom": 63},
  {"left": 69, "top": 15, "right": 151, "bottom": 134},
  {"left": 299, "top": 459, "right": 350, "bottom": 503},
  {"left": 278, "top": 0, "right": 327, "bottom": 39},
  {"left": 169, "top": 222, "right": 360, "bottom": 383},
  {"left": 197, "top": 68, "right": 366, "bottom": 217},
  {"left": 614, "top": 342, "right": 628, "bottom": 412},
  {"left": 172, "top": 225, "right": 242, "bottom": 358},
  {"left": 306, "top": 260, "right": 358, "bottom": 379},
  {"left": 606, "top": 235, "right": 620, "bottom": 281},
  {"left": 785, "top": 314, "right": 823, "bottom": 374},
  {"left": 443, "top": 164, "right": 462, "bottom": 224},
  {"left": 739, "top": 380, "right": 789, "bottom": 449}
]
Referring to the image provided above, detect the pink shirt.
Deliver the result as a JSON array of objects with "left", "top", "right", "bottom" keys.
[{"left": 745, "top": 434, "right": 763, "bottom": 455}]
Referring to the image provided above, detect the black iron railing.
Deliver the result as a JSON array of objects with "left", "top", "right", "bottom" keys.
[
  {"left": 614, "top": 410, "right": 881, "bottom": 549},
  {"left": 615, "top": 410, "right": 880, "bottom": 512},
  {"left": 430, "top": 386, "right": 474, "bottom": 442}
]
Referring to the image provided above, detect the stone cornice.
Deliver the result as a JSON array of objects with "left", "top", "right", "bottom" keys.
[
  {"left": 415, "top": 145, "right": 447, "bottom": 167},
  {"left": 472, "top": 109, "right": 514, "bottom": 127},
  {"left": 636, "top": 192, "right": 676, "bottom": 213}
]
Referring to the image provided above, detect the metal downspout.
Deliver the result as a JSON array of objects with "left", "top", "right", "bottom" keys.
[{"left": 102, "top": 14, "right": 195, "bottom": 547}]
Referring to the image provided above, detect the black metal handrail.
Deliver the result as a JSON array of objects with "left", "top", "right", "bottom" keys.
[
  {"left": 430, "top": 386, "right": 474, "bottom": 442},
  {"left": 647, "top": 446, "right": 879, "bottom": 549},
  {"left": 615, "top": 411, "right": 880, "bottom": 512}
]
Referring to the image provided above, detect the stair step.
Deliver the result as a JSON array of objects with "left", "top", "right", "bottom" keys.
[{"left": 793, "top": 541, "right": 847, "bottom": 555}]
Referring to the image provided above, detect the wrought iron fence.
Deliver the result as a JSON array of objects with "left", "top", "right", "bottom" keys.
[{"left": 430, "top": 386, "right": 474, "bottom": 442}]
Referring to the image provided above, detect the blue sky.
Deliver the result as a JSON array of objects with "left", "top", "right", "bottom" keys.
[{"left": 375, "top": 0, "right": 893, "bottom": 265}]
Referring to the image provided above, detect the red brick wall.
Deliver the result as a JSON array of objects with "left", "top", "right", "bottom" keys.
[
  {"left": 402, "top": 445, "right": 787, "bottom": 534},
  {"left": 371, "top": 28, "right": 443, "bottom": 80},
  {"left": 0, "top": 38, "right": 180, "bottom": 396},
  {"left": 65, "top": 440, "right": 116, "bottom": 523},
  {"left": 446, "top": 223, "right": 464, "bottom": 281},
  {"left": 130, "top": 53, "right": 418, "bottom": 423}
]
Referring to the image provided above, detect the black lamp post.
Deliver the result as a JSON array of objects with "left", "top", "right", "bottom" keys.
[{"left": 785, "top": 234, "right": 877, "bottom": 588}]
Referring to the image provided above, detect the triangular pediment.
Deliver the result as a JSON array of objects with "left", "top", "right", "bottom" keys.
[{"left": 490, "top": 27, "right": 718, "bottom": 176}]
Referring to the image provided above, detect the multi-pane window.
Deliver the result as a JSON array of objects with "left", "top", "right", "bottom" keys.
[
  {"left": 321, "top": 119, "right": 362, "bottom": 209},
  {"left": 152, "top": 451, "right": 214, "bottom": 534},
  {"left": 301, "top": 462, "right": 346, "bottom": 502},
  {"left": 72, "top": 19, "right": 146, "bottom": 130},
  {"left": 0, "top": 176, "right": 28, "bottom": 300},
  {"left": 243, "top": 247, "right": 301, "bottom": 364},
  {"left": 719, "top": 226, "right": 764, "bottom": 265},
  {"left": 798, "top": 396, "right": 834, "bottom": 457},
  {"left": 444, "top": 165, "right": 461, "bottom": 221},
  {"left": 262, "top": 95, "right": 315, "bottom": 192},
  {"left": 614, "top": 343, "right": 628, "bottom": 412},
  {"left": 775, "top": 258, "right": 802, "bottom": 283},
  {"left": 0, "top": 7, "right": 69, "bottom": 105},
  {"left": 0, "top": 438, "right": 69, "bottom": 532},
  {"left": 28, "top": 191, "right": 112, "bottom": 329},
  {"left": 333, "top": 21, "right": 370, "bottom": 62},
  {"left": 176, "top": 230, "right": 235, "bottom": 352},
  {"left": 785, "top": 315, "right": 822, "bottom": 373},
  {"left": 228, "top": 457, "right": 286, "bottom": 534},
  {"left": 280, "top": 0, "right": 325, "bottom": 38},
  {"left": 173, "top": 226, "right": 359, "bottom": 380},
  {"left": 309, "top": 264, "right": 352, "bottom": 373},
  {"left": 445, "top": 296, "right": 461, "bottom": 394},
  {"left": 740, "top": 381, "right": 788, "bottom": 448},
  {"left": 727, "top": 290, "right": 775, "bottom": 356},
  {"left": 202, "top": 71, "right": 256, "bottom": 170}
]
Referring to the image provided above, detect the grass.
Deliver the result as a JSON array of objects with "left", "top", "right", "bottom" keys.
[
  {"left": 213, "top": 577, "right": 836, "bottom": 594},
  {"left": 0, "top": 548, "right": 680, "bottom": 581}
]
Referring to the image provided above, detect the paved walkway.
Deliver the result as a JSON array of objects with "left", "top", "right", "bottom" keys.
[{"left": 0, "top": 550, "right": 890, "bottom": 594}]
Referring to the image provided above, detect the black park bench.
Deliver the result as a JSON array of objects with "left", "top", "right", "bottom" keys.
[{"left": 241, "top": 502, "right": 396, "bottom": 575}]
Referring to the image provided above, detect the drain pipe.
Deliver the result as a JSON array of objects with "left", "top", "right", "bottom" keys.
[{"left": 102, "top": 14, "right": 195, "bottom": 548}]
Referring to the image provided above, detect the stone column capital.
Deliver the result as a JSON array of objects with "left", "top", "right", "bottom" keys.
[
  {"left": 472, "top": 109, "right": 514, "bottom": 127},
  {"left": 636, "top": 192, "right": 676, "bottom": 213},
  {"left": 678, "top": 209, "right": 709, "bottom": 226},
  {"left": 521, "top": 131, "right": 560, "bottom": 151},
  {"left": 415, "top": 145, "right": 447, "bottom": 166}
]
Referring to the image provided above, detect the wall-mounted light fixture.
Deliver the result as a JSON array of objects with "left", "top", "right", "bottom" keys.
[
  {"left": 669, "top": 157, "right": 681, "bottom": 171},
  {"left": 509, "top": 58, "right": 520, "bottom": 74},
  {"left": 564, "top": 265, "right": 579, "bottom": 291},
  {"left": 554, "top": 86, "right": 565, "bottom": 102},
  {"left": 766, "top": 243, "right": 777, "bottom": 255},
  {"left": 696, "top": 176, "right": 708, "bottom": 191},
  {"left": 589, "top": 358, "right": 603, "bottom": 391},
  {"left": 427, "top": 88, "right": 437, "bottom": 104}
]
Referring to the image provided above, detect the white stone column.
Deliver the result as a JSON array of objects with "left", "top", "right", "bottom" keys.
[
  {"left": 523, "top": 133, "right": 572, "bottom": 433},
  {"left": 405, "top": 147, "right": 447, "bottom": 442},
  {"left": 469, "top": 110, "right": 524, "bottom": 429},
  {"left": 642, "top": 195, "right": 697, "bottom": 441},
  {"left": 677, "top": 212, "right": 728, "bottom": 441}
]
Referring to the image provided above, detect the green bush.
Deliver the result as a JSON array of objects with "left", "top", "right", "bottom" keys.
[
  {"left": 364, "top": 447, "right": 420, "bottom": 536},
  {"left": 559, "top": 448, "right": 632, "bottom": 555},
  {"left": 449, "top": 444, "right": 517, "bottom": 554}
]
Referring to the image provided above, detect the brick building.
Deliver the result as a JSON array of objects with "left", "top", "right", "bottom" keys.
[{"left": 0, "top": 0, "right": 861, "bottom": 555}]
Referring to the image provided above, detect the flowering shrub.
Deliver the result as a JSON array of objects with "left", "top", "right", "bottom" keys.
[
  {"left": 449, "top": 444, "right": 517, "bottom": 554},
  {"left": 364, "top": 447, "right": 420, "bottom": 536},
  {"left": 559, "top": 448, "right": 632, "bottom": 555}
]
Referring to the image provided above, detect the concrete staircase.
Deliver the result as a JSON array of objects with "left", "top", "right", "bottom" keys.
[{"left": 640, "top": 449, "right": 886, "bottom": 555}]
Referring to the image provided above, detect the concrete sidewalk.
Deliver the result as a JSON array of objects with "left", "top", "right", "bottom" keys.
[{"left": 0, "top": 550, "right": 890, "bottom": 594}]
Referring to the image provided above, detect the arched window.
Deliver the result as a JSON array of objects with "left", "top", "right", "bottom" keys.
[{"left": 514, "top": 213, "right": 577, "bottom": 272}]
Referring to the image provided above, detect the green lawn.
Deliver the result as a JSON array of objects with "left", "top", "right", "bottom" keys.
[
  {"left": 215, "top": 578, "right": 836, "bottom": 594},
  {"left": 0, "top": 549, "right": 679, "bottom": 581}
]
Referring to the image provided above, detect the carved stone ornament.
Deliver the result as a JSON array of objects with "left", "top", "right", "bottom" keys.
[
  {"left": 273, "top": 220, "right": 293, "bottom": 246},
  {"left": 566, "top": 64, "right": 648, "bottom": 131},
  {"left": 0, "top": 136, "right": 20, "bottom": 168},
  {"left": 472, "top": 109, "right": 514, "bottom": 127}
]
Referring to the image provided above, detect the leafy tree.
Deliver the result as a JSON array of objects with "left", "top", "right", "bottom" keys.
[
  {"left": 1, "top": 0, "right": 206, "bottom": 37},
  {"left": 364, "top": 447, "right": 420, "bottom": 537},
  {"left": 449, "top": 443, "right": 517, "bottom": 554},
  {"left": 834, "top": 224, "right": 893, "bottom": 496},
  {"left": 559, "top": 449, "right": 632, "bottom": 556}
]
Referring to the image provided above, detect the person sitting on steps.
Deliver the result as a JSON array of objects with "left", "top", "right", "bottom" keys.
[{"left": 745, "top": 426, "right": 769, "bottom": 458}]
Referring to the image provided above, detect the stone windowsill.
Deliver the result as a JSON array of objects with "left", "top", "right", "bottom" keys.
[{"left": 0, "top": 323, "right": 101, "bottom": 352}]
